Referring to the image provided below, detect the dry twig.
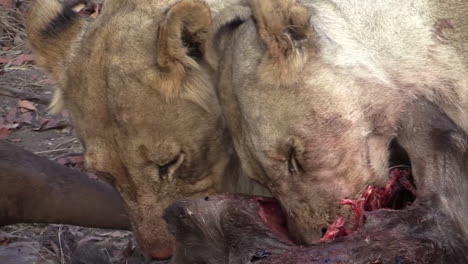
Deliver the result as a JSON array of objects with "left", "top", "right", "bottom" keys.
[
  {"left": 0, "top": 85, "right": 52, "bottom": 105},
  {"left": 0, "top": 6, "right": 26, "bottom": 49}
]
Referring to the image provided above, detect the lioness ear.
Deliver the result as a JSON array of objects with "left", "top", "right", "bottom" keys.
[
  {"left": 28, "top": 0, "right": 85, "bottom": 81},
  {"left": 250, "top": 0, "right": 311, "bottom": 58},
  {"left": 157, "top": 0, "right": 211, "bottom": 70},
  {"left": 156, "top": 0, "right": 211, "bottom": 98},
  {"left": 250, "top": 0, "right": 312, "bottom": 85}
]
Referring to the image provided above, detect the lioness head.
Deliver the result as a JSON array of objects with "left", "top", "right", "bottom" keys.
[
  {"left": 208, "top": 0, "right": 452, "bottom": 244},
  {"left": 27, "top": 0, "right": 257, "bottom": 259}
]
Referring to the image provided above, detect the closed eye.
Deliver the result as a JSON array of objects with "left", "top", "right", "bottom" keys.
[
  {"left": 288, "top": 145, "right": 304, "bottom": 175},
  {"left": 159, "top": 153, "right": 185, "bottom": 178}
]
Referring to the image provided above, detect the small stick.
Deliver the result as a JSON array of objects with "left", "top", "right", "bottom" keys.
[
  {"left": 34, "top": 148, "right": 73, "bottom": 155},
  {"left": 0, "top": 85, "right": 51, "bottom": 105},
  {"left": 58, "top": 224, "right": 65, "bottom": 264}
]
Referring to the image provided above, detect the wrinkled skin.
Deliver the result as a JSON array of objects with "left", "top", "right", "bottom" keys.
[
  {"left": 165, "top": 100, "right": 468, "bottom": 264},
  {"left": 27, "top": 0, "right": 267, "bottom": 259},
  {"left": 208, "top": 0, "right": 468, "bottom": 244}
]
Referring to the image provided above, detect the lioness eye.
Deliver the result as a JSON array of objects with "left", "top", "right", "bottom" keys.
[
  {"left": 159, "top": 153, "right": 185, "bottom": 178},
  {"left": 288, "top": 146, "right": 303, "bottom": 175},
  {"left": 321, "top": 227, "right": 328, "bottom": 236}
]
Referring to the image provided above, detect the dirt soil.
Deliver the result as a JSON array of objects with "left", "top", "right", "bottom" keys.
[{"left": 0, "top": 2, "right": 165, "bottom": 264}]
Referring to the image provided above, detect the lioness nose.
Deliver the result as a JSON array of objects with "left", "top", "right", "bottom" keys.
[
  {"left": 133, "top": 224, "right": 176, "bottom": 260},
  {"left": 147, "top": 247, "right": 173, "bottom": 261}
]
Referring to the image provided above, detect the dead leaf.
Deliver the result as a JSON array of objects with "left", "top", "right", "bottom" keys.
[
  {"left": 17, "top": 100, "right": 36, "bottom": 112},
  {"left": 35, "top": 117, "right": 70, "bottom": 131},
  {"left": 0, "top": 127, "right": 9, "bottom": 139},
  {"left": 0, "top": 57, "right": 9, "bottom": 65},
  {"left": 12, "top": 54, "right": 34, "bottom": 65},
  {"left": 5, "top": 107, "right": 17, "bottom": 123},
  {"left": 0, "top": 0, "right": 14, "bottom": 8},
  {"left": 17, "top": 112, "right": 34, "bottom": 126},
  {"left": 0, "top": 114, "right": 19, "bottom": 133},
  {"left": 0, "top": 54, "right": 34, "bottom": 66}
]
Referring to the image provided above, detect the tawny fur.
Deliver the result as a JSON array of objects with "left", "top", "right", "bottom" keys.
[
  {"left": 27, "top": 0, "right": 268, "bottom": 259},
  {"left": 209, "top": 0, "right": 468, "bottom": 245},
  {"left": 27, "top": 0, "right": 85, "bottom": 113},
  {"left": 155, "top": 0, "right": 212, "bottom": 103}
]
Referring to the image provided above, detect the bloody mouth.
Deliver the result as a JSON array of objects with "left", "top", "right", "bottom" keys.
[
  {"left": 256, "top": 167, "right": 417, "bottom": 244},
  {"left": 320, "top": 167, "right": 416, "bottom": 242},
  {"left": 257, "top": 197, "right": 296, "bottom": 243}
]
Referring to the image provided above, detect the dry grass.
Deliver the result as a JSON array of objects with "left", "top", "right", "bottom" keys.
[{"left": 0, "top": 5, "right": 27, "bottom": 51}]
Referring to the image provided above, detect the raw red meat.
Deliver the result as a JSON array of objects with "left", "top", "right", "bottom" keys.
[{"left": 320, "top": 168, "right": 416, "bottom": 242}]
